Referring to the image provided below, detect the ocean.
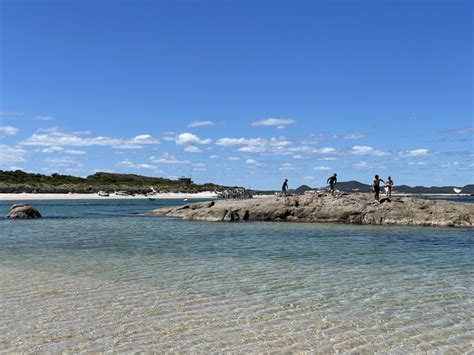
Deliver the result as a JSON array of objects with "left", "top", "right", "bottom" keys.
[{"left": 1, "top": 199, "right": 473, "bottom": 352}]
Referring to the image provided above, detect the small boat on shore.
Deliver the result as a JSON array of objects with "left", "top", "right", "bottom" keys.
[{"left": 97, "top": 191, "right": 109, "bottom": 197}]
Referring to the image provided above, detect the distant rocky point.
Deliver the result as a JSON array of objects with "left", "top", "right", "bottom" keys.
[{"left": 148, "top": 193, "right": 473, "bottom": 227}]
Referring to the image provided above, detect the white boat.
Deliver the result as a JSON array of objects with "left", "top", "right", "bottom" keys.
[
  {"left": 453, "top": 188, "right": 462, "bottom": 194},
  {"left": 98, "top": 191, "right": 109, "bottom": 197}
]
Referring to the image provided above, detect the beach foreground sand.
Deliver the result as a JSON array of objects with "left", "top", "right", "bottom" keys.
[{"left": 0, "top": 192, "right": 218, "bottom": 201}]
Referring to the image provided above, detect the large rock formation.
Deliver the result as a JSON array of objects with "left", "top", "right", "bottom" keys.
[
  {"left": 147, "top": 193, "right": 473, "bottom": 227},
  {"left": 7, "top": 204, "right": 42, "bottom": 219}
]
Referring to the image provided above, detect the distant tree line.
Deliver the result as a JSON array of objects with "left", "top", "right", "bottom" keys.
[{"left": 0, "top": 170, "right": 238, "bottom": 194}]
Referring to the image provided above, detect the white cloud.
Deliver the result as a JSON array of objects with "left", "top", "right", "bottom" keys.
[
  {"left": 187, "top": 121, "right": 216, "bottom": 128},
  {"left": 455, "top": 127, "right": 473, "bottom": 134},
  {"left": 21, "top": 128, "right": 160, "bottom": 149},
  {"left": 313, "top": 166, "right": 330, "bottom": 171},
  {"left": 313, "top": 147, "right": 337, "bottom": 154},
  {"left": 117, "top": 159, "right": 157, "bottom": 170},
  {"left": 137, "top": 164, "right": 156, "bottom": 169},
  {"left": 192, "top": 163, "right": 207, "bottom": 171},
  {"left": 246, "top": 159, "right": 260, "bottom": 165},
  {"left": 227, "top": 156, "right": 240, "bottom": 161},
  {"left": 0, "top": 145, "right": 27, "bottom": 163},
  {"left": 343, "top": 133, "right": 364, "bottom": 140},
  {"left": 40, "top": 146, "right": 64, "bottom": 153},
  {"left": 33, "top": 115, "right": 54, "bottom": 121},
  {"left": 0, "top": 126, "right": 19, "bottom": 135},
  {"left": 440, "top": 162, "right": 460, "bottom": 168},
  {"left": 400, "top": 149, "right": 430, "bottom": 157},
  {"left": 351, "top": 161, "right": 386, "bottom": 170},
  {"left": 408, "top": 162, "right": 427, "bottom": 165},
  {"left": 216, "top": 137, "right": 256, "bottom": 146},
  {"left": 318, "top": 157, "right": 337, "bottom": 161},
  {"left": 279, "top": 163, "right": 295, "bottom": 171},
  {"left": 133, "top": 134, "right": 154, "bottom": 142},
  {"left": 216, "top": 136, "right": 292, "bottom": 154},
  {"left": 0, "top": 111, "right": 23, "bottom": 117},
  {"left": 65, "top": 149, "right": 86, "bottom": 155},
  {"left": 443, "top": 127, "right": 474, "bottom": 134},
  {"left": 288, "top": 146, "right": 312, "bottom": 153},
  {"left": 149, "top": 153, "right": 190, "bottom": 164},
  {"left": 251, "top": 118, "right": 297, "bottom": 129},
  {"left": 184, "top": 145, "right": 203, "bottom": 153},
  {"left": 175, "top": 132, "right": 212, "bottom": 145},
  {"left": 292, "top": 154, "right": 303, "bottom": 159},
  {"left": 303, "top": 133, "right": 325, "bottom": 144},
  {"left": 209, "top": 155, "right": 219, "bottom": 159},
  {"left": 45, "top": 157, "right": 81, "bottom": 166},
  {"left": 117, "top": 160, "right": 134, "bottom": 168},
  {"left": 350, "top": 146, "right": 389, "bottom": 156}
]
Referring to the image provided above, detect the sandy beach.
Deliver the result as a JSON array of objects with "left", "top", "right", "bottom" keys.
[{"left": 0, "top": 192, "right": 218, "bottom": 201}]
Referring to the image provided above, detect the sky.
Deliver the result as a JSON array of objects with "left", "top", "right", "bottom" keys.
[{"left": 0, "top": 0, "right": 472, "bottom": 189}]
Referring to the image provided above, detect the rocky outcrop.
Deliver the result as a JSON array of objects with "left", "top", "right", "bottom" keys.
[
  {"left": 7, "top": 204, "right": 42, "bottom": 219},
  {"left": 147, "top": 193, "right": 474, "bottom": 227}
]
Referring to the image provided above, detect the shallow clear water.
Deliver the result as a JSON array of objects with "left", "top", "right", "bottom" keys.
[{"left": 1, "top": 199, "right": 473, "bottom": 352}]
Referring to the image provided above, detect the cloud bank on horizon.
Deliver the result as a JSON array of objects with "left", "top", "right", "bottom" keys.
[
  {"left": 0, "top": 0, "right": 472, "bottom": 189},
  {"left": 1, "top": 115, "right": 472, "bottom": 188}
]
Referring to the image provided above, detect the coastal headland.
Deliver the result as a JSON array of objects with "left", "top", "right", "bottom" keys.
[{"left": 148, "top": 193, "right": 473, "bottom": 227}]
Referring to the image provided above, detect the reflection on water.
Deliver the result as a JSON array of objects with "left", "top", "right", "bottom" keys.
[{"left": 0, "top": 199, "right": 473, "bottom": 352}]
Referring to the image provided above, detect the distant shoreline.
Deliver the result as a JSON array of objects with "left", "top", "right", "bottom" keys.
[
  {"left": 1, "top": 192, "right": 472, "bottom": 201},
  {"left": 0, "top": 192, "right": 218, "bottom": 201}
]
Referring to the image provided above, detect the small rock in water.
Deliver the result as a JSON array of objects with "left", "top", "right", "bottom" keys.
[{"left": 7, "top": 203, "right": 42, "bottom": 219}]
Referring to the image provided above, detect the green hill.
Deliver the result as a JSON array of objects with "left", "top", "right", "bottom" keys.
[{"left": 0, "top": 170, "right": 236, "bottom": 194}]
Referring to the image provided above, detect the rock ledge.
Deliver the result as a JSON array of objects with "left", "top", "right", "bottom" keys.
[{"left": 147, "top": 193, "right": 473, "bottom": 227}]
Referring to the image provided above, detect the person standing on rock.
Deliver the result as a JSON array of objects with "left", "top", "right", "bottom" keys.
[
  {"left": 282, "top": 179, "right": 289, "bottom": 196},
  {"left": 372, "top": 175, "right": 385, "bottom": 203},
  {"left": 327, "top": 173, "right": 337, "bottom": 194},
  {"left": 385, "top": 176, "right": 394, "bottom": 198}
]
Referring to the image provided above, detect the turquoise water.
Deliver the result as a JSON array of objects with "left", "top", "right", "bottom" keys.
[{"left": 1, "top": 199, "right": 473, "bottom": 352}]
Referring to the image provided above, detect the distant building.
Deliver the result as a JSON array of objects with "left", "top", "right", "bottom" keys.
[{"left": 178, "top": 177, "right": 193, "bottom": 185}]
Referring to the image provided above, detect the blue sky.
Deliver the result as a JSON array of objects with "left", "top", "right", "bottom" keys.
[{"left": 1, "top": 0, "right": 472, "bottom": 189}]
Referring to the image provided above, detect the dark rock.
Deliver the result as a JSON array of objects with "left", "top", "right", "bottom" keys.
[{"left": 7, "top": 204, "right": 42, "bottom": 219}]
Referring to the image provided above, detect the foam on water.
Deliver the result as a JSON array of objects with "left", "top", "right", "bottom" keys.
[{"left": 0, "top": 199, "right": 473, "bottom": 352}]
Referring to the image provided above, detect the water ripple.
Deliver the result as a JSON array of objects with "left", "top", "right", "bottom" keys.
[{"left": 0, "top": 199, "right": 473, "bottom": 352}]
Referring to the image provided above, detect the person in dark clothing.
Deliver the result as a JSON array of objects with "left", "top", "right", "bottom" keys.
[
  {"left": 327, "top": 173, "right": 337, "bottom": 194},
  {"left": 372, "top": 174, "right": 385, "bottom": 203},
  {"left": 282, "top": 179, "right": 288, "bottom": 196}
]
